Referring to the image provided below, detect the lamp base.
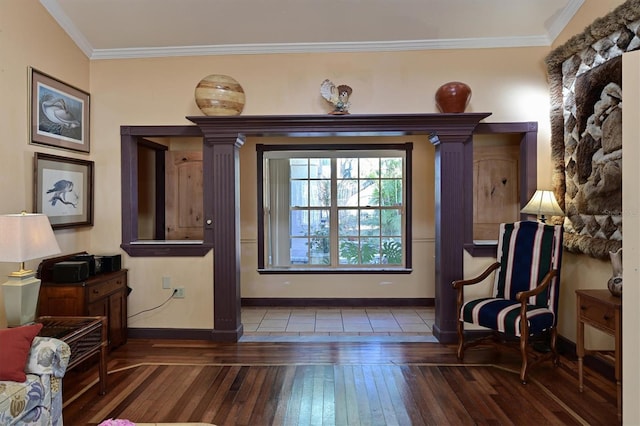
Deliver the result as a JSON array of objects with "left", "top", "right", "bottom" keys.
[{"left": 2, "top": 272, "right": 41, "bottom": 327}]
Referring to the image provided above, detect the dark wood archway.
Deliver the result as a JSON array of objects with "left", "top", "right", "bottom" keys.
[{"left": 187, "top": 113, "right": 490, "bottom": 343}]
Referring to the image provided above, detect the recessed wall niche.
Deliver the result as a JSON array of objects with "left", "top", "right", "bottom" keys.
[
  {"left": 121, "top": 125, "right": 211, "bottom": 257},
  {"left": 464, "top": 122, "right": 537, "bottom": 257}
]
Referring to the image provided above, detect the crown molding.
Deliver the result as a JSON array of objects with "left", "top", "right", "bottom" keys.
[
  {"left": 546, "top": 0, "right": 585, "bottom": 44},
  {"left": 89, "top": 35, "right": 553, "bottom": 60}
]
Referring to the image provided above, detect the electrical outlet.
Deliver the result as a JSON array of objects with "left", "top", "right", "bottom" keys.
[
  {"left": 173, "top": 287, "right": 185, "bottom": 298},
  {"left": 162, "top": 276, "right": 171, "bottom": 289}
]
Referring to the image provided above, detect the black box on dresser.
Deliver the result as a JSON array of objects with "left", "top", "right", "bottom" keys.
[
  {"left": 53, "top": 261, "right": 90, "bottom": 283},
  {"left": 37, "top": 252, "right": 128, "bottom": 350}
]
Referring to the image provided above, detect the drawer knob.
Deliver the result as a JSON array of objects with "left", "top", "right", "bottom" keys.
[
  {"left": 93, "top": 289, "right": 100, "bottom": 294},
  {"left": 604, "top": 315, "right": 611, "bottom": 321}
]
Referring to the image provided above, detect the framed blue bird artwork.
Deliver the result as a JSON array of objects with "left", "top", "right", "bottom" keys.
[{"left": 29, "top": 68, "right": 90, "bottom": 153}]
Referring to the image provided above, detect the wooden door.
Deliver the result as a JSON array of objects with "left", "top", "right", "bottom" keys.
[
  {"left": 165, "top": 151, "right": 204, "bottom": 240},
  {"left": 473, "top": 145, "right": 520, "bottom": 241}
]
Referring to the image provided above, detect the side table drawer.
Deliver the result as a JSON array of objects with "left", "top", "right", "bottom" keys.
[
  {"left": 88, "top": 276, "right": 126, "bottom": 303},
  {"left": 578, "top": 297, "right": 616, "bottom": 332}
]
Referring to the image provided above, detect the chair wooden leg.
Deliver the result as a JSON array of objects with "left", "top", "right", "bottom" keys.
[
  {"left": 519, "top": 333, "right": 529, "bottom": 384},
  {"left": 550, "top": 327, "right": 559, "bottom": 366},
  {"left": 456, "top": 320, "right": 465, "bottom": 360}
]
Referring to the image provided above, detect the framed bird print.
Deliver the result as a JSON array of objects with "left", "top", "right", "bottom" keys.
[
  {"left": 29, "top": 67, "right": 90, "bottom": 153},
  {"left": 34, "top": 152, "right": 94, "bottom": 229}
]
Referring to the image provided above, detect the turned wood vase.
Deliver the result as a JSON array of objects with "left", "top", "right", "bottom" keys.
[
  {"left": 195, "top": 74, "right": 246, "bottom": 116},
  {"left": 435, "top": 81, "right": 472, "bottom": 113}
]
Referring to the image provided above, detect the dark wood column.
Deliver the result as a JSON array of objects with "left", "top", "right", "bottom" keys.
[
  {"left": 431, "top": 133, "right": 472, "bottom": 344},
  {"left": 188, "top": 121, "right": 245, "bottom": 341}
]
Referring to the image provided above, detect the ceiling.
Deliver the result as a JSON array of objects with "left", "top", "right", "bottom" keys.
[{"left": 41, "top": 0, "right": 585, "bottom": 60}]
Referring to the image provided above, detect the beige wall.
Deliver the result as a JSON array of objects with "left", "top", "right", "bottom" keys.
[
  {"left": 89, "top": 46, "right": 554, "bottom": 329},
  {"left": 0, "top": 0, "right": 628, "bottom": 343},
  {"left": 0, "top": 0, "right": 625, "bottom": 333},
  {"left": 0, "top": 0, "right": 90, "bottom": 325}
]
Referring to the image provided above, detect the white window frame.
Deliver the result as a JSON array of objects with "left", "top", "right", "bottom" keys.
[{"left": 257, "top": 143, "right": 413, "bottom": 273}]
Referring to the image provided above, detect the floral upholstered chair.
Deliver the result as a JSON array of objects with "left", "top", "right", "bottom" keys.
[{"left": 0, "top": 332, "right": 71, "bottom": 426}]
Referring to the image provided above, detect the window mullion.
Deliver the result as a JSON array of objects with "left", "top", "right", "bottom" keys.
[{"left": 330, "top": 157, "right": 339, "bottom": 266}]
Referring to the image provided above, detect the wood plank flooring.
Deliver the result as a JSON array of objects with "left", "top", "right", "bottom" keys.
[{"left": 62, "top": 339, "right": 619, "bottom": 425}]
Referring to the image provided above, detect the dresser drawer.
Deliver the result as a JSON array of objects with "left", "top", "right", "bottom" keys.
[
  {"left": 578, "top": 297, "right": 616, "bottom": 332},
  {"left": 88, "top": 276, "right": 126, "bottom": 303}
]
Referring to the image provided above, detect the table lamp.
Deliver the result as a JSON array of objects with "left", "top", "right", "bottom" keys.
[
  {"left": 0, "top": 213, "right": 61, "bottom": 327},
  {"left": 520, "top": 190, "right": 564, "bottom": 223}
]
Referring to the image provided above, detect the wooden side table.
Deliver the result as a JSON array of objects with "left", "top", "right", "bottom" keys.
[
  {"left": 37, "top": 316, "right": 108, "bottom": 395},
  {"left": 576, "top": 289, "right": 622, "bottom": 421}
]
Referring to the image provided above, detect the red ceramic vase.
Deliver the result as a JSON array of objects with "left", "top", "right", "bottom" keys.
[{"left": 435, "top": 81, "right": 472, "bottom": 113}]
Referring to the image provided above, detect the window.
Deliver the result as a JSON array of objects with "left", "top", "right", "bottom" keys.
[{"left": 257, "top": 143, "right": 412, "bottom": 272}]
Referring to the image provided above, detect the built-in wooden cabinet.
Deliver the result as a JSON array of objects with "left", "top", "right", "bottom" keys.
[
  {"left": 473, "top": 142, "right": 521, "bottom": 241},
  {"left": 38, "top": 269, "right": 128, "bottom": 350},
  {"left": 464, "top": 122, "right": 537, "bottom": 257}
]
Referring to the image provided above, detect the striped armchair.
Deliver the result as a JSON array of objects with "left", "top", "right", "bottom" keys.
[{"left": 452, "top": 221, "right": 563, "bottom": 383}]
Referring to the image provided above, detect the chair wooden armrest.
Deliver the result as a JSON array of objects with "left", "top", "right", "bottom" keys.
[
  {"left": 515, "top": 269, "right": 558, "bottom": 302},
  {"left": 452, "top": 262, "right": 500, "bottom": 289},
  {"left": 516, "top": 269, "right": 558, "bottom": 342}
]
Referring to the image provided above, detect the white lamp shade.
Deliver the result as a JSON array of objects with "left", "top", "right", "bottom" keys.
[
  {"left": 0, "top": 213, "right": 61, "bottom": 263},
  {"left": 521, "top": 190, "right": 564, "bottom": 218},
  {"left": 1, "top": 213, "right": 60, "bottom": 326}
]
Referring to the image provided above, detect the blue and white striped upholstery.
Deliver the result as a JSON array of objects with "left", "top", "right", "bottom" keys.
[{"left": 461, "top": 221, "right": 563, "bottom": 337}]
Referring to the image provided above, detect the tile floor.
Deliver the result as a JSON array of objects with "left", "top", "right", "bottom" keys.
[{"left": 240, "top": 306, "right": 438, "bottom": 342}]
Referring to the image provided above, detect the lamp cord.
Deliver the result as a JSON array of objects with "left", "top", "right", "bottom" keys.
[{"left": 128, "top": 289, "right": 177, "bottom": 319}]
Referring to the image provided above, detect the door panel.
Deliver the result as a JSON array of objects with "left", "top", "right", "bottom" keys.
[
  {"left": 165, "top": 151, "right": 203, "bottom": 240},
  {"left": 473, "top": 145, "right": 520, "bottom": 241}
]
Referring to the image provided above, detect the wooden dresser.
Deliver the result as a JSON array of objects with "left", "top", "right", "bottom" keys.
[
  {"left": 576, "top": 289, "right": 622, "bottom": 422},
  {"left": 37, "top": 253, "right": 128, "bottom": 350}
]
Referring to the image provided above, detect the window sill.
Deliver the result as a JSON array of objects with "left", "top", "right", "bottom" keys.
[
  {"left": 121, "top": 242, "right": 212, "bottom": 257},
  {"left": 258, "top": 268, "right": 412, "bottom": 274},
  {"left": 463, "top": 242, "right": 498, "bottom": 257}
]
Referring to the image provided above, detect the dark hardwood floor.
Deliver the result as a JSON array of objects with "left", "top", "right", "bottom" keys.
[{"left": 62, "top": 339, "right": 618, "bottom": 425}]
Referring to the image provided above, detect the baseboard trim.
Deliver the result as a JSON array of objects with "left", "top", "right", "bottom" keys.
[
  {"left": 128, "top": 326, "right": 243, "bottom": 342},
  {"left": 432, "top": 324, "right": 457, "bottom": 344},
  {"left": 241, "top": 298, "right": 434, "bottom": 307},
  {"left": 128, "top": 328, "right": 213, "bottom": 340}
]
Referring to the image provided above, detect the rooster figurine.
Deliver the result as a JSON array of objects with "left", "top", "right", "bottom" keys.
[{"left": 320, "top": 79, "right": 352, "bottom": 114}]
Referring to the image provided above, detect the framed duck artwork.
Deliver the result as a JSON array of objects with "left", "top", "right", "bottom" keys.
[{"left": 29, "top": 67, "right": 90, "bottom": 153}]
